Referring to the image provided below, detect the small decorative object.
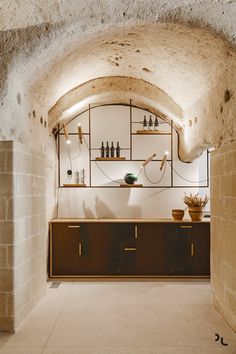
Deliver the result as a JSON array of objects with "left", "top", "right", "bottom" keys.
[
  {"left": 74, "top": 170, "right": 80, "bottom": 184},
  {"left": 80, "top": 169, "right": 85, "bottom": 184},
  {"left": 183, "top": 193, "right": 209, "bottom": 221},
  {"left": 172, "top": 209, "right": 184, "bottom": 221},
  {"left": 116, "top": 142, "right": 120, "bottom": 157},
  {"left": 143, "top": 115, "right": 148, "bottom": 131},
  {"left": 124, "top": 173, "right": 138, "bottom": 185},
  {"left": 148, "top": 116, "right": 154, "bottom": 131},
  {"left": 67, "top": 169, "right": 72, "bottom": 181}
]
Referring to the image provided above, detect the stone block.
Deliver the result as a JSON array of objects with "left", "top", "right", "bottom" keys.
[
  {"left": 14, "top": 174, "right": 32, "bottom": 196},
  {"left": 0, "top": 316, "right": 14, "bottom": 332},
  {"left": 6, "top": 197, "right": 13, "bottom": 221},
  {"left": 0, "top": 269, "right": 13, "bottom": 292},
  {"left": 221, "top": 173, "right": 236, "bottom": 197},
  {"left": 0, "top": 150, "right": 6, "bottom": 173},
  {"left": 6, "top": 150, "right": 13, "bottom": 173},
  {"left": 32, "top": 156, "right": 46, "bottom": 177},
  {"left": 0, "top": 293, "right": 6, "bottom": 316},
  {"left": 224, "top": 150, "right": 236, "bottom": 173},
  {"left": 0, "top": 199, "right": 6, "bottom": 221},
  {"left": 0, "top": 221, "right": 14, "bottom": 244},
  {"left": 0, "top": 246, "right": 6, "bottom": 268},
  {"left": 0, "top": 173, "right": 13, "bottom": 197},
  {"left": 211, "top": 155, "right": 224, "bottom": 177},
  {"left": 225, "top": 288, "right": 236, "bottom": 314},
  {"left": 13, "top": 151, "right": 32, "bottom": 174}
]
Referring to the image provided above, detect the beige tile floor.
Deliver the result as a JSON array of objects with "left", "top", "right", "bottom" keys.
[{"left": 0, "top": 281, "right": 236, "bottom": 354}]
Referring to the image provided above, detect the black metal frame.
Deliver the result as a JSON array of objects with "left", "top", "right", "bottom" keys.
[{"left": 57, "top": 101, "right": 209, "bottom": 189}]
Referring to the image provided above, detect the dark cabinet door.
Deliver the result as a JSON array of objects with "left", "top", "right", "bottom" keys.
[
  {"left": 136, "top": 223, "right": 166, "bottom": 275},
  {"left": 191, "top": 223, "right": 210, "bottom": 275},
  {"left": 115, "top": 223, "right": 137, "bottom": 275},
  {"left": 165, "top": 224, "right": 193, "bottom": 275},
  {"left": 51, "top": 222, "right": 115, "bottom": 276},
  {"left": 51, "top": 223, "right": 82, "bottom": 276}
]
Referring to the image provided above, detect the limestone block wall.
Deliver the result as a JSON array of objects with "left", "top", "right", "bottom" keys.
[
  {"left": 0, "top": 141, "right": 14, "bottom": 331},
  {"left": 211, "top": 141, "right": 236, "bottom": 331},
  {"left": 0, "top": 141, "right": 47, "bottom": 332}
]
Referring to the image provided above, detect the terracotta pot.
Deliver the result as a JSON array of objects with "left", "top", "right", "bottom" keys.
[
  {"left": 188, "top": 207, "right": 204, "bottom": 221},
  {"left": 172, "top": 209, "right": 184, "bottom": 221}
]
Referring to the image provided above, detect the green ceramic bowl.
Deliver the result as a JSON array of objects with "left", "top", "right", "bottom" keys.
[{"left": 124, "top": 173, "right": 138, "bottom": 184}]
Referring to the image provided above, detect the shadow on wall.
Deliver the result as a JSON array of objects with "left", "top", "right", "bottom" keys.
[{"left": 82, "top": 195, "right": 142, "bottom": 218}]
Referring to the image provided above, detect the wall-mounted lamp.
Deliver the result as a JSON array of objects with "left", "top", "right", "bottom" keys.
[
  {"left": 63, "top": 124, "right": 71, "bottom": 144},
  {"left": 141, "top": 153, "right": 156, "bottom": 169},
  {"left": 77, "top": 123, "right": 83, "bottom": 144},
  {"left": 160, "top": 151, "right": 169, "bottom": 170}
]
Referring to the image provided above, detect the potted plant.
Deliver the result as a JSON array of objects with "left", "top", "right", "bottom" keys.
[{"left": 183, "top": 193, "right": 209, "bottom": 221}]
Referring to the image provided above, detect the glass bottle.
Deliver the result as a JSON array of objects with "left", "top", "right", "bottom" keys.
[
  {"left": 101, "top": 141, "right": 105, "bottom": 158},
  {"left": 154, "top": 117, "right": 159, "bottom": 131},
  {"left": 74, "top": 170, "right": 80, "bottom": 184},
  {"left": 116, "top": 142, "right": 120, "bottom": 158},
  {"left": 143, "top": 115, "right": 148, "bottom": 131},
  {"left": 111, "top": 141, "right": 115, "bottom": 158},
  {"left": 105, "top": 142, "right": 110, "bottom": 158},
  {"left": 148, "top": 116, "right": 154, "bottom": 131}
]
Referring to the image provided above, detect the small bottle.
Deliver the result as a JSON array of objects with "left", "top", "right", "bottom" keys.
[
  {"left": 74, "top": 170, "right": 80, "bottom": 184},
  {"left": 154, "top": 117, "right": 159, "bottom": 131},
  {"left": 148, "top": 116, "right": 154, "bottom": 131},
  {"left": 116, "top": 142, "right": 120, "bottom": 158},
  {"left": 143, "top": 115, "right": 148, "bottom": 131},
  {"left": 101, "top": 141, "right": 105, "bottom": 158},
  {"left": 80, "top": 169, "right": 85, "bottom": 184},
  {"left": 111, "top": 141, "right": 115, "bottom": 158},
  {"left": 105, "top": 142, "right": 110, "bottom": 158}
]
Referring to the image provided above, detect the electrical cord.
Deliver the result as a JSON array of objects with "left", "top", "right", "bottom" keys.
[
  {"left": 143, "top": 162, "right": 167, "bottom": 184},
  {"left": 83, "top": 138, "right": 121, "bottom": 184},
  {"left": 167, "top": 161, "right": 209, "bottom": 184}
]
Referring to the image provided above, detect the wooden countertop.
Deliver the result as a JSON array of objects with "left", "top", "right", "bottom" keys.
[{"left": 51, "top": 218, "right": 210, "bottom": 224}]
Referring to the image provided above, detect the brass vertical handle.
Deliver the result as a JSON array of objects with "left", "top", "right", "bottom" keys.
[
  {"left": 191, "top": 243, "right": 194, "bottom": 256},
  {"left": 134, "top": 225, "right": 138, "bottom": 239},
  {"left": 78, "top": 242, "right": 82, "bottom": 256}
]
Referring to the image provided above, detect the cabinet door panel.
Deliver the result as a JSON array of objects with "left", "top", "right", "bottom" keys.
[
  {"left": 191, "top": 223, "right": 210, "bottom": 275},
  {"left": 165, "top": 224, "right": 192, "bottom": 275},
  {"left": 136, "top": 224, "right": 166, "bottom": 275},
  {"left": 116, "top": 224, "right": 136, "bottom": 275},
  {"left": 51, "top": 223, "right": 81, "bottom": 275}
]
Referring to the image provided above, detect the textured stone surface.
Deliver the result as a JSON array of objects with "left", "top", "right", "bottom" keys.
[
  {"left": 0, "top": 0, "right": 235, "bottom": 334},
  {"left": 211, "top": 141, "right": 236, "bottom": 332}
]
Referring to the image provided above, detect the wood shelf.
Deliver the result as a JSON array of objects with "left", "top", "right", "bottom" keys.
[
  {"left": 63, "top": 184, "right": 86, "bottom": 187},
  {"left": 135, "top": 130, "right": 171, "bottom": 135},
  {"left": 120, "top": 183, "right": 143, "bottom": 188},
  {"left": 95, "top": 157, "right": 126, "bottom": 161}
]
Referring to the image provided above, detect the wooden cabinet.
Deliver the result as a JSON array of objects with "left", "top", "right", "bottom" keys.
[
  {"left": 165, "top": 223, "right": 210, "bottom": 276},
  {"left": 49, "top": 220, "right": 210, "bottom": 278},
  {"left": 50, "top": 222, "right": 117, "bottom": 276},
  {"left": 136, "top": 223, "right": 166, "bottom": 275}
]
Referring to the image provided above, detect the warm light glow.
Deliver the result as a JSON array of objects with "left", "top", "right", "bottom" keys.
[
  {"left": 160, "top": 151, "right": 169, "bottom": 170},
  {"left": 63, "top": 124, "right": 69, "bottom": 140},
  {"left": 66, "top": 140, "right": 71, "bottom": 145},
  {"left": 141, "top": 153, "right": 156, "bottom": 169},
  {"left": 77, "top": 123, "right": 83, "bottom": 144}
]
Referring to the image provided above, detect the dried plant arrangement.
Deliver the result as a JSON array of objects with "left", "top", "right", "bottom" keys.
[{"left": 183, "top": 193, "right": 209, "bottom": 207}]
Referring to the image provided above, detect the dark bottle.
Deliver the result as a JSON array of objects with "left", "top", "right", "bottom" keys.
[
  {"left": 149, "top": 116, "right": 154, "bottom": 131},
  {"left": 101, "top": 141, "right": 105, "bottom": 158},
  {"left": 116, "top": 142, "right": 120, "bottom": 158},
  {"left": 105, "top": 141, "right": 110, "bottom": 158},
  {"left": 111, "top": 141, "right": 115, "bottom": 158},
  {"left": 154, "top": 117, "right": 159, "bottom": 130},
  {"left": 143, "top": 115, "right": 148, "bottom": 131}
]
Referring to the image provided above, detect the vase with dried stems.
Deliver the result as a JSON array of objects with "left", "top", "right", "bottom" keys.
[{"left": 183, "top": 193, "right": 209, "bottom": 221}]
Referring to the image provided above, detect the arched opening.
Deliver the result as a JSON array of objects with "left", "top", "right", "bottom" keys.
[{"left": 0, "top": 12, "right": 235, "bottom": 335}]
